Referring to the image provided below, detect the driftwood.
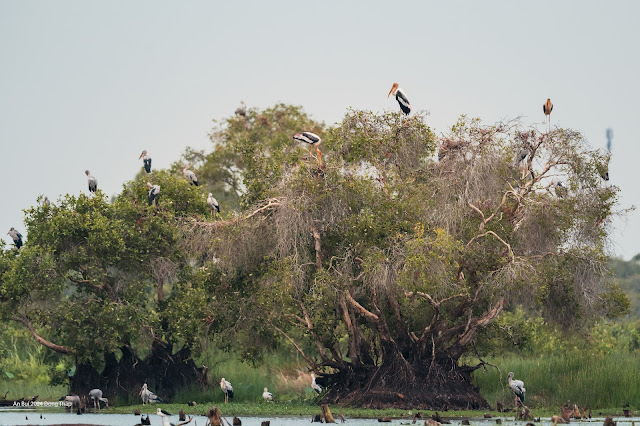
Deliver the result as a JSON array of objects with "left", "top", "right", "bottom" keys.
[
  {"left": 207, "top": 406, "right": 222, "bottom": 426},
  {"left": 322, "top": 404, "right": 336, "bottom": 423}
]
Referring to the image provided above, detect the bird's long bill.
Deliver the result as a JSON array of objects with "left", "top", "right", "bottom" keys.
[
  {"left": 387, "top": 83, "right": 398, "bottom": 98},
  {"left": 139, "top": 152, "right": 145, "bottom": 159}
]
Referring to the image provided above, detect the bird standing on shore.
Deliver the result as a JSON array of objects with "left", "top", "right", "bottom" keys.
[
  {"left": 262, "top": 387, "right": 273, "bottom": 402},
  {"left": 388, "top": 82, "right": 411, "bottom": 115},
  {"left": 88, "top": 389, "right": 108, "bottom": 411},
  {"left": 220, "top": 378, "right": 234, "bottom": 404},
  {"left": 507, "top": 372, "right": 525, "bottom": 408},
  {"left": 140, "top": 383, "right": 162, "bottom": 404}
]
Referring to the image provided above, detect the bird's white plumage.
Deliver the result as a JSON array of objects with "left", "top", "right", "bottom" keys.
[
  {"left": 207, "top": 193, "right": 219, "bottom": 213},
  {"left": 507, "top": 372, "right": 525, "bottom": 404},
  {"left": 310, "top": 373, "right": 322, "bottom": 394},
  {"left": 262, "top": 387, "right": 273, "bottom": 401},
  {"left": 183, "top": 166, "right": 198, "bottom": 185}
]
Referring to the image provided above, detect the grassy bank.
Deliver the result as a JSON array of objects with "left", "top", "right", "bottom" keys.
[
  {"left": 3, "top": 346, "right": 640, "bottom": 411},
  {"left": 472, "top": 351, "right": 640, "bottom": 409}
]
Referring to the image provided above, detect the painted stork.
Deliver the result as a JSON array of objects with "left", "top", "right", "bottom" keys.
[
  {"left": 543, "top": 98, "right": 553, "bottom": 131},
  {"left": 60, "top": 394, "right": 81, "bottom": 410},
  {"left": 207, "top": 193, "right": 220, "bottom": 214},
  {"left": 147, "top": 182, "right": 160, "bottom": 206},
  {"left": 139, "top": 150, "right": 152, "bottom": 174},
  {"left": 7, "top": 228, "right": 23, "bottom": 249},
  {"left": 85, "top": 170, "right": 98, "bottom": 193},
  {"left": 156, "top": 408, "right": 172, "bottom": 426},
  {"left": 293, "top": 132, "right": 322, "bottom": 166},
  {"left": 310, "top": 373, "right": 322, "bottom": 394},
  {"left": 262, "top": 387, "right": 273, "bottom": 402},
  {"left": 235, "top": 101, "right": 247, "bottom": 117},
  {"left": 183, "top": 166, "right": 199, "bottom": 186},
  {"left": 220, "top": 377, "right": 234, "bottom": 403},
  {"left": 554, "top": 181, "right": 568, "bottom": 199},
  {"left": 388, "top": 82, "right": 411, "bottom": 115},
  {"left": 88, "top": 389, "right": 108, "bottom": 411},
  {"left": 507, "top": 372, "right": 525, "bottom": 408},
  {"left": 140, "top": 383, "right": 162, "bottom": 404}
]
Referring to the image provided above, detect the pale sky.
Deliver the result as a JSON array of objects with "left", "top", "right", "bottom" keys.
[{"left": 1, "top": 1, "right": 638, "bottom": 258}]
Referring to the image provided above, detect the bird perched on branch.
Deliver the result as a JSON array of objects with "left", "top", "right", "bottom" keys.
[
  {"left": 220, "top": 378, "right": 234, "bottom": 403},
  {"left": 388, "top": 82, "right": 411, "bottom": 115},
  {"left": 294, "top": 132, "right": 322, "bottom": 166},
  {"left": 207, "top": 193, "right": 220, "bottom": 215},
  {"left": 507, "top": 372, "right": 525, "bottom": 408},
  {"left": 85, "top": 170, "right": 98, "bottom": 193},
  {"left": 311, "top": 373, "right": 322, "bottom": 394},
  {"left": 139, "top": 150, "right": 152, "bottom": 174},
  {"left": 147, "top": 182, "right": 160, "bottom": 206},
  {"left": 182, "top": 166, "right": 199, "bottom": 186},
  {"left": 235, "top": 101, "right": 247, "bottom": 117},
  {"left": 7, "top": 227, "right": 23, "bottom": 249},
  {"left": 543, "top": 98, "right": 553, "bottom": 132}
]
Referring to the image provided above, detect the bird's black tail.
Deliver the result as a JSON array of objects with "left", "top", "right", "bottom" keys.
[
  {"left": 227, "top": 389, "right": 234, "bottom": 399},
  {"left": 156, "top": 396, "right": 163, "bottom": 403},
  {"left": 215, "top": 206, "right": 220, "bottom": 213}
]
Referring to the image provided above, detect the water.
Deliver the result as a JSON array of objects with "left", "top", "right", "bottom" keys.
[{"left": 0, "top": 410, "right": 638, "bottom": 426}]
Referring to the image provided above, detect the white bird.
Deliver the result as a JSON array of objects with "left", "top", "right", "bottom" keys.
[
  {"left": 507, "top": 372, "right": 525, "bottom": 408},
  {"left": 85, "top": 170, "right": 98, "bottom": 193},
  {"left": 7, "top": 227, "right": 23, "bottom": 249},
  {"left": 139, "top": 150, "right": 152, "bottom": 174},
  {"left": 183, "top": 166, "right": 199, "bottom": 186},
  {"left": 220, "top": 377, "right": 234, "bottom": 404},
  {"left": 207, "top": 193, "right": 220, "bottom": 215},
  {"left": 88, "top": 389, "right": 108, "bottom": 411},
  {"left": 293, "top": 132, "right": 322, "bottom": 166},
  {"left": 59, "top": 394, "right": 81, "bottom": 409},
  {"left": 147, "top": 182, "right": 160, "bottom": 206},
  {"left": 262, "top": 387, "right": 273, "bottom": 402},
  {"left": 310, "top": 373, "right": 322, "bottom": 394},
  {"left": 43, "top": 196, "right": 51, "bottom": 207},
  {"left": 235, "top": 101, "right": 247, "bottom": 117},
  {"left": 388, "top": 82, "right": 411, "bottom": 115},
  {"left": 156, "top": 407, "right": 172, "bottom": 426},
  {"left": 140, "top": 383, "right": 163, "bottom": 404}
]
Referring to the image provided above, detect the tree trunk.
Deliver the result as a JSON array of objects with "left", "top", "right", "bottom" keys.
[
  {"left": 70, "top": 342, "right": 206, "bottom": 403},
  {"left": 320, "top": 351, "right": 488, "bottom": 410}
]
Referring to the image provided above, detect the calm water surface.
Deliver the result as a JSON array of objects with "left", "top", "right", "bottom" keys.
[{"left": 0, "top": 410, "right": 637, "bottom": 426}]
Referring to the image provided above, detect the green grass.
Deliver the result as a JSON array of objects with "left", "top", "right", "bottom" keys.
[{"left": 473, "top": 351, "right": 640, "bottom": 409}]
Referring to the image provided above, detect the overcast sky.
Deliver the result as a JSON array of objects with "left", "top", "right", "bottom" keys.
[{"left": 1, "top": 1, "right": 638, "bottom": 258}]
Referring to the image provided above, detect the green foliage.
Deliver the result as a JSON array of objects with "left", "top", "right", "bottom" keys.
[{"left": 474, "top": 350, "right": 640, "bottom": 409}]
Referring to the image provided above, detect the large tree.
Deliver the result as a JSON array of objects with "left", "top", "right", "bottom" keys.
[
  {"left": 186, "top": 109, "right": 627, "bottom": 409},
  {"left": 0, "top": 171, "right": 213, "bottom": 401}
]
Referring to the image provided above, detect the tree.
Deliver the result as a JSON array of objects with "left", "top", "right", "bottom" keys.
[
  {"left": 0, "top": 172, "right": 213, "bottom": 401},
  {"left": 186, "top": 109, "right": 627, "bottom": 409}
]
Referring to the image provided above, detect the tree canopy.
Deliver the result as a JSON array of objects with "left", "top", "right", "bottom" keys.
[{"left": 0, "top": 104, "right": 627, "bottom": 408}]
